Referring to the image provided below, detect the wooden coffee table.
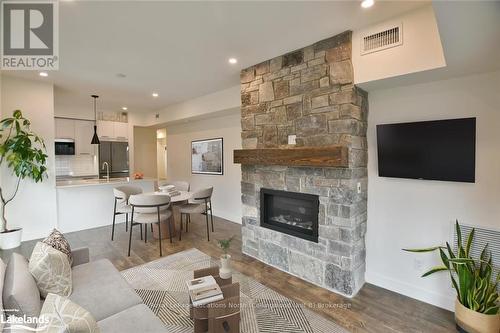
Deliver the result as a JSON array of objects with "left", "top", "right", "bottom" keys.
[{"left": 190, "top": 267, "right": 240, "bottom": 333}]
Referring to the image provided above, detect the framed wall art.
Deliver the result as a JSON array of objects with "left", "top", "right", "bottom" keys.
[{"left": 191, "top": 138, "right": 223, "bottom": 175}]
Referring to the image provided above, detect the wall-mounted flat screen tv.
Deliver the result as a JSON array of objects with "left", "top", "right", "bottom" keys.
[{"left": 376, "top": 118, "right": 476, "bottom": 183}]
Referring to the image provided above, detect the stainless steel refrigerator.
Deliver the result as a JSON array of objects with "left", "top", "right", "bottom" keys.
[{"left": 99, "top": 141, "right": 130, "bottom": 178}]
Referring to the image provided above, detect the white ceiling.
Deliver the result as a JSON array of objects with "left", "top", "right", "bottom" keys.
[{"left": 4, "top": 0, "right": 429, "bottom": 113}]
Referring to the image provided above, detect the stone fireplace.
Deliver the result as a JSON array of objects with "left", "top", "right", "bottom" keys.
[{"left": 236, "top": 31, "right": 368, "bottom": 296}]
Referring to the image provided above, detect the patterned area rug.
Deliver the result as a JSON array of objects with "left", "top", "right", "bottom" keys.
[{"left": 121, "top": 248, "right": 347, "bottom": 333}]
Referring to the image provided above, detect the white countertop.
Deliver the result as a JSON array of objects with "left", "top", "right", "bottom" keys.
[{"left": 56, "top": 177, "right": 156, "bottom": 188}]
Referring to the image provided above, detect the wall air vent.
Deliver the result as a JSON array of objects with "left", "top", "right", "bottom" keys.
[
  {"left": 361, "top": 24, "right": 403, "bottom": 55},
  {"left": 453, "top": 222, "right": 500, "bottom": 292}
]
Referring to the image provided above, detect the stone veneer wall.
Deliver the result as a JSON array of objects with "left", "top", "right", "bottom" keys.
[{"left": 239, "top": 31, "right": 369, "bottom": 296}]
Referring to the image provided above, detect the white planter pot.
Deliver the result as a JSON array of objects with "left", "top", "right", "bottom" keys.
[
  {"left": 219, "top": 254, "right": 232, "bottom": 279},
  {"left": 0, "top": 227, "right": 22, "bottom": 250},
  {"left": 455, "top": 298, "right": 500, "bottom": 333}
]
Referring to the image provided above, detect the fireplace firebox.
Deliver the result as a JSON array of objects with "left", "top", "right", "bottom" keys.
[{"left": 260, "top": 188, "right": 319, "bottom": 243}]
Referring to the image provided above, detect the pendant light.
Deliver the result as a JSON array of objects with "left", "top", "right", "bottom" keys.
[{"left": 91, "top": 94, "right": 100, "bottom": 145}]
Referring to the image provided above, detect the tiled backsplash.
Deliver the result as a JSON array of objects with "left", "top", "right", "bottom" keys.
[{"left": 55, "top": 155, "right": 98, "bottom": 177}]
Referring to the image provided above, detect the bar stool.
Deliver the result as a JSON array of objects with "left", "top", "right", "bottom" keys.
[
  {"left": 128, "top": 194, "right": 172, "bottom": 257},
  {"left": 112, "top": 186, "right": 143, "bottom": 241},
  {"left": 178, "top": 187, "right": 214, "bottom": 241}
]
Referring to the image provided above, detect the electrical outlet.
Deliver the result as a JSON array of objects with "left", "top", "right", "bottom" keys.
[
  {"left": 413, "top": 258, "right": 423, "bottom": 271},
  {"left": 357, "top": 182, "right": 362, "bottom": 194},
  {"left": 288, "top": 134, "right": 297, "bottom": 145}
]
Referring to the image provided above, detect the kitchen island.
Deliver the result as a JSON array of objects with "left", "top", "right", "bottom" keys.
[{"left": 56, "top": 177, "right": 156, "bottom": 233}]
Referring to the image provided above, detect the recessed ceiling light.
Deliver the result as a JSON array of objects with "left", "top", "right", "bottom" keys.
[
  {"left": 121, "top": 106, "right": 128, "bottom": 111},
  {"left": 228, "top": 58, "right": 238, "bottom": 64},
  {"left": 361, "top": 0, "right": 374, "bottom": 8},
  {"left": 39, "top": 72, "right": 48, "bottom": 77},
  {"left": 152, "top": 92, "right": 159, "bottom": 98}
]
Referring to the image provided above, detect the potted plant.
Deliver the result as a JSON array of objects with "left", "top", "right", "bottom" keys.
[
  {"left": 0, "top": 110, "right": 48, "bottom": 249},
  {"left": 218, "top": 236, "right": 234, "bottom": 279},
  {"left": 404, "top": 221, "right": 499, "bottom": 333}
]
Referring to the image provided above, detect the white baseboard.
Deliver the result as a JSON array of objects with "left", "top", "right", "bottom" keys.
[
  {"left": 213, "top": 210, "right": 241, "bottom": 224},
  {"left": 365, "top": 271, "right": 455, "bottom": 311}
]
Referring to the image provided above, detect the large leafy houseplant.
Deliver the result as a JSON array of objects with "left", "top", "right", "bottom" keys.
[
  {"left": 404, "top": 221, "right": 499, "bottom": 316},
  {"left": 0, "top": 110, "right": 48, "bottom": 233}
]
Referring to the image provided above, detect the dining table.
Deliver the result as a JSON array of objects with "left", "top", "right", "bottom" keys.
[
  {"left": 157, "top": 190, "right": 193, "bottom": 203},
  {"left": 150, "top": 190, "right": 193, "bottom": 240}
]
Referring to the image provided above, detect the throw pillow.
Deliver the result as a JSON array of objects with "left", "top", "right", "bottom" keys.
[
  {"left": 38, "top": 293, "right": 100, "bottom": 333},
  {"left": 2, "top": 253, "right": 41, "bottom": 326},
  {"left": 42, "top": 229, "right": 73, "bottom": 265},
  {"left": 29, "top": 242, "right": 72, "bottom": 298}
]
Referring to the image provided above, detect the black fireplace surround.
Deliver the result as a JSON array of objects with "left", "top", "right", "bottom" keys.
[{"left": 260, "top": 188, "right": 319, "bottom": 243}]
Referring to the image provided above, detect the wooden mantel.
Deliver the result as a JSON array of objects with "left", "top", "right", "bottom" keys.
[{"left": 233, "top": 145, "right": 348, "bottom": 168}]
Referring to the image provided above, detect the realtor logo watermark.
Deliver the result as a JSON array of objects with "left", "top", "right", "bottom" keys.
[{"left": 1, "top": 0, "right": 59, "bottom": 70}]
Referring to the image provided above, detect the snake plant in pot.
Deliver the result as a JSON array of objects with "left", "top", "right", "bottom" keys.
[
  {"left": 0, "top": 110, "right": 48, "bottom": 249},
  {"left": 404, "top": 221, "right": 499, "bottom": 333}
]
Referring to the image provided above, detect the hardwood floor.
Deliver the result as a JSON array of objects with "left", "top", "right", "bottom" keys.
[{"left": 6, "top": 214, "right": 456, "bottom": 333}]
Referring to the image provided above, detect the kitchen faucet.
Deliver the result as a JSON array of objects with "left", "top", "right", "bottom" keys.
[{"left": 102, "top": 162, "right": 110, "bottom": 181}]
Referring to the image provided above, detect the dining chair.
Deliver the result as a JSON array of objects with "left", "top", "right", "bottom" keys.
[
  {"left": 158, "top": 180, "right": 190, "bottom": 192},
  {"left": 111, "top": 186, "right": 143, "bottom": 241},
  {"left": 128, "top": 194, "right": 172, "bottom": 257},
  {"left": 178, "top": 187, "right": 214, "bottom": 241}
]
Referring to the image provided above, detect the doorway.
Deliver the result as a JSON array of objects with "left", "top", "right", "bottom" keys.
[{"left": 156, "top": 128, "right": 167, "bottom": 180}]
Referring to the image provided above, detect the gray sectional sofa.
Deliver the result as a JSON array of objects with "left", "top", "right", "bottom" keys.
[{"left": 2, "top": 247, "right": 167, "bottom": 332}]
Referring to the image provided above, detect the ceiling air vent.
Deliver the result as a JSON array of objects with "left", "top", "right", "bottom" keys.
[{"left": 361, "top": 24, "right": 403, "bottom": 55}]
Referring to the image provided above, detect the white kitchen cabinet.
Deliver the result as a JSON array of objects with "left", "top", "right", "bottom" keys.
[
  {"left": 55, "top": 118, "right": 98, "bottom": 156},
  {"left": 55, "top": 118, "right": 75, "bottom": 139},
  {"left": 97, "top": 120, "right": 114, "bottom": 139},
  {"left": 114, "top": 122, "right": 128, "bottom": 141},
  {"left": 74, "top": 120, "right": 96, "bottom": 156},
  {"left": 96, "top": 120, "right": 128, "bottom": 141}
]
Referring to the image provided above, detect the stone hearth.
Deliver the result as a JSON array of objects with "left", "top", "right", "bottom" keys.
[{"left": 239, "top": 31, "right": 368, "bottom": 296}]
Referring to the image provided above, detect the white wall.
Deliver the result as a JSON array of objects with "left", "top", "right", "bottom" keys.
[
  {"left": 54, "top": 88, "right": 128, "bottom": 121},
  {"left": 54, "top": 103, "right": 95, "bottom": 121},
  {"left": 353, "top": 5, "right": 446, "bottom": 85},
  {"left": 0, "top": 75, "right": 2, "bottom": 119},
  {"left": 366, "top": 71, "right": 500, "bottom": 311},
  {"left": 127, "top": 112, "right": 150, "bottom": 176},
  {"left": 133, "top": 126, "right": 158, "bottom": 178},
  {"left": 166, "top": 111, "right": 242, "bottom": 223},
  {"left": 1, "top": 75, "right": 58, "bottom": 241},
  {"left": 144, "top": 85, "right": 240, "bottom": 126}
]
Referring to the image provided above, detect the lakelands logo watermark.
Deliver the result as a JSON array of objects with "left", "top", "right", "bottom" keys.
[
  {"left": 1, "top": 0, "right": 59, "bottom": 70},
  {"left": 1, "top": 310, "right": 50, "bottom": 331}
]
